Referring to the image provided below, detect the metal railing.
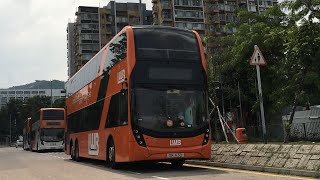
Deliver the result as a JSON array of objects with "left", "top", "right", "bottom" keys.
[{"left": 290, "top": 122, "right": 320, "bottom": 141}]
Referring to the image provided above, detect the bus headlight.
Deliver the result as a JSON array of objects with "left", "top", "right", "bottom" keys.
[
  {"left": 133, "top": 129, "right": 146, "bottom": 147},
  {"left": 202, "top": 128, "right": 210, "bottom": 145}
]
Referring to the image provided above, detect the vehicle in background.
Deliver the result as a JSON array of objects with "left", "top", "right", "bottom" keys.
[
  {"left": 65, "top": 26, "right": 210, "bottom": 168},
  {"left": 23, "top": 117, "right": 31, "bottom": 150},
  {"left": 16, "top": 140, "right": 23, "bottom": 148},
  {"left": 30, "top": 108, "right": 65, "bottom": 152}
]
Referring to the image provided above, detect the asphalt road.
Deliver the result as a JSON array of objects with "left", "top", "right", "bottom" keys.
[{"left": 0, "top": 147, "right": 314, "bottom": 180}]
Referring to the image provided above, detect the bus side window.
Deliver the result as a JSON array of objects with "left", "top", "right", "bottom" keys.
[
  {"left": 119, "top": 91, "right": 128, "bottom": 125},
  {"left": 106, "top": 94, "right": 119, "bottom": 128},
  {"left": 105, "top": 91, "right": 128, "bottom": 128}
]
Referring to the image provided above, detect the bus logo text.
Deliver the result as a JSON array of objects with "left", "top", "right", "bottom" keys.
[
  {"left": 170, "top": 140, "right": 181, "bottom": 146},
  {"left": 88, "top": 133, "right": 99, "bottom": 156},
  {"left": 118, "top": 69, "right": 125, "bottom": 84}
]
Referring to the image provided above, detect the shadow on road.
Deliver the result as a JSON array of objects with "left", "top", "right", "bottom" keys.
[{"left": 65, "top": 158, "right": 227, "bottom": 179}]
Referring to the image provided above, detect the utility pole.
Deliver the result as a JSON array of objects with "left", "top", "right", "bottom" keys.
[
  {"left": 9, "top": 114, "right": 11, "bottom": 146},
  {"left": 249, "top": 45, "right": 267, "bottom": 143},
  {"left": 238, "top": 81, "right": 243, "bottom": 127},
  {"left": 51, "top": 80, "right": 53, "bottom": 107}
]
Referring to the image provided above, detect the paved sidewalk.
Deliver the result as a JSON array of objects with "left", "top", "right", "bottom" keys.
[{"left": 188, "top": 144, "right": 320, "bottom": 178}]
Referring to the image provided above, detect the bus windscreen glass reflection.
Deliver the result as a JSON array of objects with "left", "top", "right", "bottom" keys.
[{"left": 133, "top": 88, "right": 208, "bottom": 132}]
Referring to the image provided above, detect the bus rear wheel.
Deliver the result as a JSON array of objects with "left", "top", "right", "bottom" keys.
[
  {"left": 74, "top": 141, "right": 80, "bottom": 162},
  {"left": 171, "top": 159, "right": 185, "bottom": 168},
  {"left": 70, "top": 142, "right": 75, "bottom": 160},
  {"left": 107, "top": 140, "right": 118, "bottom": 169}
]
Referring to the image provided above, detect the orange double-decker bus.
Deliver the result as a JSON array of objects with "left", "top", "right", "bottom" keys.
[
  {"left": 30, "top": 108, "right": 66, "bottom": 151},
  {"left": 23, "top": 117, "right": 31, "bottom": 150},
  {"left": 65, "top": 26, "right": 210, "bottom": 168}
]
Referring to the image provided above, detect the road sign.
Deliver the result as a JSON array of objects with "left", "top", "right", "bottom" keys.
[
  {"left": 250, "top": 45, "right": 267, "bottom": 66},
  {"left": 250, "top": 45, "right": 267, "bottom": 143}
]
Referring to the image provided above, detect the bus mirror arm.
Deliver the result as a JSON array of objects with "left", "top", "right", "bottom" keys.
[{"left": 121, "top": 79, "right": 128, "bottom": 90}]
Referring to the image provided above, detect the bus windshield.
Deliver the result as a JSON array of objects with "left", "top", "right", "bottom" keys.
[
  {"left": 41, "top": 128, "right": 64, "bottom": 141},
  {"left": 133, "top": 27, "right": 200, "bottom": 62},
  {"left": 132, "top": 88, "right": 208, "bottom": 133}
]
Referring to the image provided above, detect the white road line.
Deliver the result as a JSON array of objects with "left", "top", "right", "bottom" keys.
[
  {"left": 126, "top": 171, "right": 142, "bottom": 175},
  {"left": 151, "top": 176, "right": 169, "bottom": 180}
]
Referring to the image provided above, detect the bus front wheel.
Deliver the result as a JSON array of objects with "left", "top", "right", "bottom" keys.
[
  {"left": 107, "top": 140, "right": 118, "bottom": 169},
  {"left": 171, "top": 159, "right": 185, "bottom": 168}
]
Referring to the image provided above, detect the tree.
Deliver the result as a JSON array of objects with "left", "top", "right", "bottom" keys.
[
  {"left": 0, "top": 96, "right": 51, "bottom": 138},
  {"left": 53, "top": 98, "right": 66, "bottom": 108},
  {"left": 206, "top": 5, "right": 287, "bottom": 138},
  {"left": 272, "top": 0, "right": 320, "bottom": 142}
]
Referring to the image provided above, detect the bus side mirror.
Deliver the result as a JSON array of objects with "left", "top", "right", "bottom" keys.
[{"left": 120, "top": 89, "right": 127, "bottom": 95}]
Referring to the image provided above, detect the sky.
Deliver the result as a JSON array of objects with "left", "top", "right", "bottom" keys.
[
  {"left": 0, "top": 0, "right": 286, "bottom": 89},
  {"left": 0, "top": 0, "right": 152, "bottom": 89}
]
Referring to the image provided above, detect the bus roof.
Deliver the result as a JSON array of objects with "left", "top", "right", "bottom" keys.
[{"left": 131, "top": 25, "right": 196, "bottom": 33}]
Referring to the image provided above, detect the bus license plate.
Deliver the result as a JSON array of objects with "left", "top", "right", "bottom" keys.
[
  {"left": 49, "top": 142, "right": 56, "bottom": 146},
  {"left": 167, "top": 153, "right": 184, "bottom": 158}
]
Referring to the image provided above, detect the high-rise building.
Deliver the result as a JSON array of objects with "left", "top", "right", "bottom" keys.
[
  {"left": 151, "top": 0, "right": 277, "bottom": 54},
  {"left": 67, "top": 1, "right": 153, "bottom": 78},
  {"left": 67, "top": 23, "right": 76, "bottom": 78},
  {"left": 204, "top": 0, "right": 278, "bottom": 53},
  {"left": 152, "top": 0, "right": 205, "bottom": 39}
]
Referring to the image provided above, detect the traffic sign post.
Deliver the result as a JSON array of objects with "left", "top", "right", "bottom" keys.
[{"left": 250, "top": 45, "right": 267, "bottom": 143}]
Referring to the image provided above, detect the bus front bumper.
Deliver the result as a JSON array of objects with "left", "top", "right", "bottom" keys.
[
  {"left": 129, "top": 141, "right": 211, "bottom": 162},
  {"left": 39, "top": 141, "right": 64, "bottom": 150}
]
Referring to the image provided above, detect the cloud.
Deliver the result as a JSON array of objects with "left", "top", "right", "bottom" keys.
[{"left": 0, "top": 0, "right": 151, "bottom": 89}]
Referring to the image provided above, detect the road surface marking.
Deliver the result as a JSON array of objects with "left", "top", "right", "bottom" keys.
[
  {"left": 126, "top": 171, "right": 142, "bottom": 175},
  {"left": 185, "top": 164, "right": 316, "bottom": 180},
  {"left": 151, "top": 176, "right": 169, "bottom": 180}
]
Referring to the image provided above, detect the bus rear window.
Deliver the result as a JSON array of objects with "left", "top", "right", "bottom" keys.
[{"left": 43, "top": 110, "right": 64, "bottom": 120}]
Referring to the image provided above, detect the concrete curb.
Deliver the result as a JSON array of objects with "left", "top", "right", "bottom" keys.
[{"left": 186, "top": 160, "right": 320, "bottom": 178}]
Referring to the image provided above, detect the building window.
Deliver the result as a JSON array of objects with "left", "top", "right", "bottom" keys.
[
  {"left": 0, "top": 91, "right": 7, "bottom": 94},
  {"left": 9, "top": 91, "right": 15, "bottom": 94},
  {"left": 16, "top": 91, "right": 23, "bottom": 94},
  {"left": 32, "top": 91, "right": 38, "bottom": 94},
  {"left": 24, "top": 91, "right": 31, "bottom": 94},
  {"left": 39, "top": 91, "right": 45, "bottom": 94}
]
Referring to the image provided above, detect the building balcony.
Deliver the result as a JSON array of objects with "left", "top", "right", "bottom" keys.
[
  {"left": 161, "top": 3, "right": 172, "bottom": 9},
  {"left": 162, "top": 16, "right": 172, "bottom": 21},
  {"left": 204, "top": 7, "right": 219, "bottom": 14},
  {"left": 204, "top": 17, "right": 220, "bottom": 24},
  {"left": 238, "top": 0, "right": 247, "bottom": 4}
]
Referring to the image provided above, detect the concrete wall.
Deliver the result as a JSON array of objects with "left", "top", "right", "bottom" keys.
[{"left": 211, "top": 144, "right": 320, "bottom": 172}]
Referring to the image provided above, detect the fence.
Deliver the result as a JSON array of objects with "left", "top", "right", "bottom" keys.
[
  {"left": 246, "top": 124, "right": 284, "bottom": 141},
  {"left": 290, "top": 122, "right": 320, "bottom": 141}
]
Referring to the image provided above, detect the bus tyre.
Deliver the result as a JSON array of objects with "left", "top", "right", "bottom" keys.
[
  {"left": 107, "top": 140, "right": 118, "bottom": 169},
  {"left": 171, "top": 159, "right": 185, "bottom": 168},
  {"left": 74, "top": 141, "right": 80, "bottom": 162},
  {"left": 70, "top": 143, "right": 75, "bottom": 161}
]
